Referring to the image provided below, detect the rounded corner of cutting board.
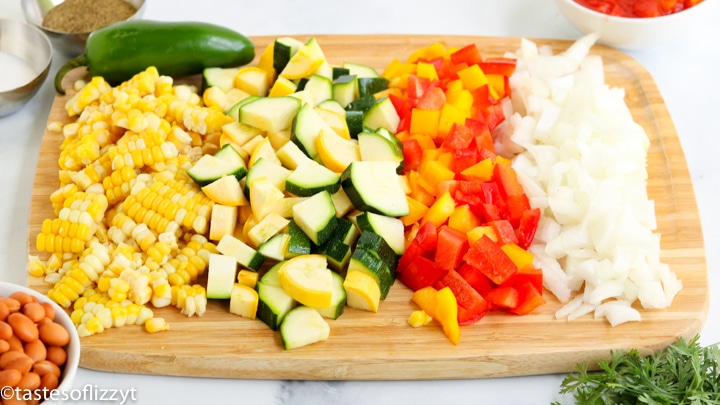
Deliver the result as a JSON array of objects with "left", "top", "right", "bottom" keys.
[{"left": 26, "top": 34, "right": 709, "bottom": 380}]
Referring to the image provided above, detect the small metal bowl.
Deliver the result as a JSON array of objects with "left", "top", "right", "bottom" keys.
[
  {"left": 0, "top": 19, "right": 52, "bottom": 118},
  {"left": 21, "top": 0, "right": 147, "bottom": 57}
]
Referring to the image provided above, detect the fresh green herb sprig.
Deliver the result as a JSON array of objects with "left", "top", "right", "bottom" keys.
[{"left": 554, "top": 335, "right": 720, "bottom": 405}]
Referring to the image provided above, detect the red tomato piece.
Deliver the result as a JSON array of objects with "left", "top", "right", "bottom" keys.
[
  {"left": 434, "top": 269, "right": 489, "bottom": 325},
  {"left": 400, "top": 255, "right": 448, "bottom": 292},
  {"left": 450, "top": 44, "right": 484, "bottom": 67},
  {"left": 435, "top": 226, "right": 470, "bottom": 271},
  {"left": 463, "top": 235, "right": 518, "bottom": 285}
]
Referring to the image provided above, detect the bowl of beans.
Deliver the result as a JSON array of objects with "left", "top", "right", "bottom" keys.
[
  {"left": 0, "top": 281, "right": 79, "bottom": 404},
  {"left": 554, "top": 0, "right": 713, "bottom": 50},
  {"left": 21, "top": 0, "right": 146, "bottom": 56}
]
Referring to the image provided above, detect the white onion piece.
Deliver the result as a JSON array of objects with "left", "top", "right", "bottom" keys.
[{"left": 505, "top": 34, "right": 681, "bottom": 326}]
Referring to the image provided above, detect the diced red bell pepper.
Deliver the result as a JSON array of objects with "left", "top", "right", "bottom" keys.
[
  {"left": 434, "top": 226, "right": 469, "bottom": 271},
  {"left": 502, "top": 265, "right": 543, "bottom": 294},
  {"left": 416, "top": 86, "right": 447, "bottom": 110},
  {"left": 454, "top": 190, "right": 483, "bottom": 207},
  {"left": 505, "top": 194, "right": 531, "bottom": 228},
  {"left": 458, "top": 180, "right": 485, "bottom": 196},
  {"left": 469, "top": 202, "right": 503, "bottom": 223},
  {"left": 465, "top": 118, "right": 494, "bottom": 154},
  {"left": 400, "top": 255, "right": 448, "bottom": 292},
  {"left": 401, "top": 139, "right": 423, "bottom": 173},
  {"left": 463, "top": 235, "right": 518, "bottom": 285},
  {"left": 510, "top": 281, "right": 545, "bottom": 315},
  {"left": 389, "top": 93, "right": 411, "bottom": 121},
  {"left": 493, "top": 163, "right": 525, "bottom": 199},
  {"left": 478, "top": 58, "right": 517, "bottom": 77},
  {"left": 516, "top": 207, "right": 541, "bottom": 249},
  {"left": 457, "top": 262, "right": 494, "bottom": 297},
  {"left": 451, "top": 147, "right": 478, "bottom": 174},
  {"left": 480, "top": 103, "right": 506, "bottom": 131},
  {"left": 488, "top": 219, "right": 519, "bottom": 246},
  {"left": 434, "top": 269, "right": 488, "bottom": 325},
  {"left": 407, "top": 75, "right": 431, "bottom": 102},
  {"left": 485, "top": 286, "right": 519, "bottom": 310},
  {"left": 397, "top": 220, "right": 438, "bottom": 273},
  {"left": 480, "top": 181, "right": 502, "bottom": 205},
  {"left": 442, "top": 123, "right": 475, "bottom": 150},
  {"left": 450, "top": 44, "right": 484, "bottom": 67},
  {"left": 426, "top": 57, "right": 455, "bottom": 82}
]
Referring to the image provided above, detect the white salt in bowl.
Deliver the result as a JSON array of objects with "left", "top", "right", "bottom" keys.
[{"left": 0, "top": 18, "right": 52, "bottom": 117}]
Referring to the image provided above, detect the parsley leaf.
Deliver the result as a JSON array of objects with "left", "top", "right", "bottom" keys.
[{"left": 553, "top": 335, "right": 720, "bottom": 405}]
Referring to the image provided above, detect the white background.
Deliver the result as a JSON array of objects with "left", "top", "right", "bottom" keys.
[{"left": 1, "top": 1, "right": 719, "bottom": 404}]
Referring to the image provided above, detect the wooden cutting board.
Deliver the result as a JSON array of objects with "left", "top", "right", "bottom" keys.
[{"left": 26, "top": 35, "right": 708, "bottom": 380}]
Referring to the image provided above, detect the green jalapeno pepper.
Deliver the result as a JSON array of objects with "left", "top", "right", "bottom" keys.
[{"left": 54, "top": 20, "right": 255, "bottom": 94}]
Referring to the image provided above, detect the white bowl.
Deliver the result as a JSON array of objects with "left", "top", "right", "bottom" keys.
[
  {"left": 0, "top": 281, "right": 80, "bottom": 405},
  {"left": 555, "top": 0, "right": 713, "bottom": 50}
]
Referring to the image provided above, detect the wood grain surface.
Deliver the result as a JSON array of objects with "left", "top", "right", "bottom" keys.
[{"left": 25, "top": 35, "right": 708, "bottom": 380}]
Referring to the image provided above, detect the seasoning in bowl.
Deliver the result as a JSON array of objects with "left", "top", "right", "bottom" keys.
[
  {"left": 0, "top": 51, "right": 37, "bottom": 92},
  {"left": 42, "top": 0, "right": 138, "bottom": 33},
  {"left": 574, "top": 0, "right": 703, "bottom": 17}
]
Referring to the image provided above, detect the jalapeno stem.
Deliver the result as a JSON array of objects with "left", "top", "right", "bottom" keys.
[{"left": 54, "top": 54, "right": 89, "bottom": 95}]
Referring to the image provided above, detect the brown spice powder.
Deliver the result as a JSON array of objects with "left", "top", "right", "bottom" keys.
[{"left": 42, "top": 0, "right": 137, "bottom": 33}]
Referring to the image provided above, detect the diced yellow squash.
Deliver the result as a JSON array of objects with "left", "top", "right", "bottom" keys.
[
  {"left": 202, "top": 176, "right": 247, "bottom": 207},
  {"left": 276, "top": 141, "right": 315, "bottom": 170},
  {"left": 209, "top": 204, "right": 239, "bottom": 241},
  {"left": 279, "top": 37, "right": 326, "bottom": 80},
  {"left": 237, "top": 269, "right": 259, "bottom": 289},
  {"left": 269, "top": 76, "right": 298, "bottom": 97},
  {"left": 278, "top": 255, "right": 333, "bottom": 308},
  {"left": 234, "top": 67, "right": 271, "bottom": 96},
  {"left": 247, "top": 213, "right": 290, "bottom": 248},
  {"left": 343, "top": 269, "right": 380, "bottom": 313},
  {"left": 316, "top": 129, "right": 361, "bottom": 173},
  {"left": 249, "top": 137, "right": 281, "bottom": 167},
  {"left": 249, "top": 177, "right": 286, "bottom": 221},
  {"left": 229, "top": 283, "right": 259, "bottom": 319}
]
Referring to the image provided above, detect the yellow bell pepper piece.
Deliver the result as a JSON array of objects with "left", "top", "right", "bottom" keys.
[
  {"left": 436, "top": 286, "right": 460, "bottom": 345},
  {"left": 467, "top": 226, "right": 498, "bottom": 246},
  {"left": 412, "top": 286, "right": 438, "bottom": 318},
  {"left": 437, "top": 103, "right": 469, "bottom": 138},
  {"left": 457, "top": 64, "right": 489, "bottom": 91},
  {"left": 501, "top": 243, "right": 535, "bottom": 271},
  {"left": 448, "top": 204, "right": 483, "bottom": 234},
  {"left": 416, "top": 62, "right": 439, "bottom": 81},
  {"left": 421, "top": 191, "right": 456, "bottom": 227},
  {"left": 410, "top": 108, "right": 441, "bottom": 138},
  {"left": 402, "top": 196, "right": 430, "bottom": 227},
  {"left": 460, "top": 158, "right": 495, "bottom": 182},
  {"left": 418, "top": 160, "right": 455, "bottom": 196}
]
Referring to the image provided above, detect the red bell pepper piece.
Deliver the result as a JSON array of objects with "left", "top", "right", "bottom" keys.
[
  {"left": 516, "top": 207, "right": 541, "bottom": 249},
  {"left": 480, "top": 103, "right": 506, "bottom": 131},
  {"left": 434, "top": 269, "right": 489, "bottom": 325},
  {"left": 502, "top": 265, "right": 543, "bottom": 294},
  {"left": 493, "top": 163, "right": 525, "bottom": 199},
  {"left": 465, "top": 118, "right": 494, "bottom": 154},
  {"left": 485, "top": 286, "right": 519, "bottom": 310},
  {"left": 463, "top": 235, "right": 518, "bottom": 285},
  {"left": 510, "top": 281, "right": 545, "bottom": 315},
  {"left": 416, "top": 86, "right": 447, "bottom": 110},
  {"left": 397, "top": 220, "right": 437, "bottom": 273},
  {"left": 434, "top": 226, "right": 469, "bottom": 271},
  {"left": 436, "top": 180, "right": 460, "bottom": 198},
  {"left": 454, "top": 190, "right": 483, "bottom": 207},
  {"left": 450, "top": 44, "right": 483, "bottom": 67},
  {"left": 478, "top": 58, "right": 517, "bottom": 77},
  {"left": 442, "top": 123, "right": 475, "bottom": 150},
  {"left": 426, "top": 57, "right": 455, "bottom": 82},
  {"left": 488, "top": 219, "right": 519, "bottom": 246},
  {"left": 407, "top": 75, "right": 431, "bottom": 103},
  {"left": 457, "top": 262, "right": 494, "bottom": 297},
  {"left": 451, "top": 147, "right": 478, "bottom": 174},
  {"left": 400, "top": 255, "right": 448, "bottom": 292},
  {"left": 505, "top": 194, "right": 531, "bottom": 228},
  {"left": 401, "top": 139, "right": 423, "bottom": 173},
  {"left": 458, "top": 180, "right": 485, "bottom": 196},
  {"left": 480, "top": 181, "right": 502, "bottom": 205},
  {"left": 469, "top": 202, "right": 503, "bottom": 223}
]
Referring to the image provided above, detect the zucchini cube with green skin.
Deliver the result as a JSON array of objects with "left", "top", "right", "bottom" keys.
[
  {"left": 285, "top": 161, "right": 341, "bottom": 197},
  {"left": 292, "top": 190, "right": 337, "bottom": 246},
  {"left": 273, "top": 37, "right": 304, "bottom": 75},
  {"left": 341, "top": 161, "right": 409, "bottom": 218},
  {"left": 357, "top": 130, "right": 404, "bottom": 173},
  {"left": 203, "top": 66, "right": 239, "bottom": 92},
  {"left": 291, "top": 103, "right": 336, "bottom": 162},
  {"left": 315, "top": 271, "right": 346, "bottom": 320},
  {"left": 356, "top": 231, "right": 399, "bottom": 273},
  {"left": 216, "top": 234, "right": 265, "bottom": 271},
  {"left": 286, "top": 220, "right": 312, "bottom": 258},
  {"left": 280, "top": 306, "right": 330, "bottom": 350},
  {"left": 348, "top": 247, "right": 394, "bottom": 300},
  {"left": 314, "top": 239, "right": 352, "bottom": 274},
  {"left": 355, "top": 211, "right": 406, "bottom": 256},
  {"left": 363, "top": 97, "right": 400, "bottom": 134}
]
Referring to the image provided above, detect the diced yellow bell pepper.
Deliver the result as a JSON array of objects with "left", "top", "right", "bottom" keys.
[
  {"left": 401, "top": 196, "right": 430, "bottom": 226},
  {"left": 446, "top": 79, "right": 464, "bottom": 92},
  {"left": 407, "top": 42, "right": 448, "bottom": 63},
  {"left": 486, "top": 73, "right": 506, "bottom": 99},
  {"left": 408, "top": 134, "right": 437, "bottom": 151},
  {"left": 416, "top": 62, "right": 439, "bottom": 81},
  {"left": 467, "top": 226, "right": 498, "bottom": 246},
  {"left": 421, "top": 191, "right": 456, "bottom": 227},
  {"left": 437, "top": 103, "right": 469, "bottom": 138},
  {"left": 460, "top": 158, "right": 495, "bottom": 182},
  {"left": 412, "top": 286, "right": 438, "bottom": 318},
  {"left": 410, "top": 108, "right": 441, "bottom": 138},
  {"left": 457, "top": 64, "right": 489, "bottom": 91},
  {"left": 448, "top": 204, "right": 483, "bottom": 234},
  {"left": 445, "top": 88, "right": 475, "bottom": 112},
  {"left": 418, "top": 160, "right": 455, "bottom": 196},
  {"left": 501, "top": 243, "right": 535, "bottom": 271},
  {"left": 382, "top": 58, "right": 417, "bottom": 81},
  {"left": 435, "top": 286, "right": 460, "bottom": 345}
]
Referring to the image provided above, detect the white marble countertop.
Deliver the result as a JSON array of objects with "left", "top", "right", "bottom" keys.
[{"left": 1, "top": 1, "right": 718, "bottom": 403}]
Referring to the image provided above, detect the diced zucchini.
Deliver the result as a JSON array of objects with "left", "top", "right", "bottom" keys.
[
  {"left": 258, "top": 233, "right": 291, "bottom": 262},
  {"left": 248, "top": 176, "right": 286, "bottom": 221},
  {"left": 245, "top": 157, "right": 291, "bottom": 195},
  {"left": 226, "top": 96, "right": 261, "bottom": 122},
  {"left": 221, "top": 121, "right": 264, "bottom": 150},
  {"left": 273, "top": 37, "right": 304, "bottom": 75},
  {"left": 259, "top": 260, "right": 284, "bottom": 287},
  {"left": 239, "top": 96, "right": 302, "bottom": 133},
  {"left": 345, "top": 94, "right": 376, "bottom": 112},
  {"left": 203, "top": 66, "right": 239, "bottom": 92},
  {"left": 331, "top": 217, "right": 360, "bottom": 246},
  {"left": 290, "top": 103, "right": 334, "bottom": 162},
  {"left": 292, "top": 190, "right": 337, "bottom": 246},
  {"left": 355, "top": 211, "right": 406, "bottom": 256},
  {"left": 287, "top": 220, "right": 312, "bottom": 258},
  {"left": 348, "top": 247, "right": 394, "bottom": 299},
  {"left": 314, "top": 239, "right": 351, "bottom": 273},
  {"left": 303, "top": 74, "right": 333, "bottom": 106},
  {"left": 257, "top": 262, "right": 296, "bottom": 330},
  {"left": 315, "top": 271, "right": 346, "bottom": 320},
  {"left": 316, "top": 99, "right": 346, "bottom": 116},
  {"left": 275, "top": 140, "right": 316, "bottom": 170},
  {"left": 343, "top": 269, "right": 380, "bottom": 313},
  {"left": 247, "top": 213, "right": 290, "bottom": 248},
  {"left": 332, "top": 67, "right": 350, "bottom": 80},
  {"left": 330, "top": 188, "right": 354, "bottom": 218},
  {"left": 357, "top": 130, "right": 404, "bottom": 173},
  {"left": 357, "top": 77, "right": 389, "bottom": 97},
  {"left": 280, "top": 37, "right": 327, "bottom": 80},
  {"left": 363, "top": 97, "right": 400, "bottom": 134},
  {"left": 332, "top": 74, "right": 357, "bottom": 108},
  {"left": 280, "top": 306, "right": 330, "bottom": 350},
  {"left": 342, "top": 62, "right": 380, "bottom": 78},
  {"left": 229, "top": 283, "right": 259, "bottom": 319},
  {"left": 216, "top": 234, "right": 265, "bottom": 271},
  {"left": 215, "top": 143, "right": 248, "bottom": 172},
  {"left": 356, "top": 230, "right": 398, "bottom": 273},
  {"left": 187, "top": 154, "right": 246, "bottom": 187},
  {"left": 206, "top": 253, "right": 238, "bottom": 299},
  {"left": 285, "top": 162, "right": 341, "bottom": 197},
  {"left": 340, "top": 161, "right": 409, "bottom": 217},
  {"left": 345, "top": 110, "right": 364, "bottom": 138}
]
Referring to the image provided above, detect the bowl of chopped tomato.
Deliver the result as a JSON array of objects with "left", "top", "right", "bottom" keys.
[{"left": 555, "top": 0, "right": 712, "bottom": 50}]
